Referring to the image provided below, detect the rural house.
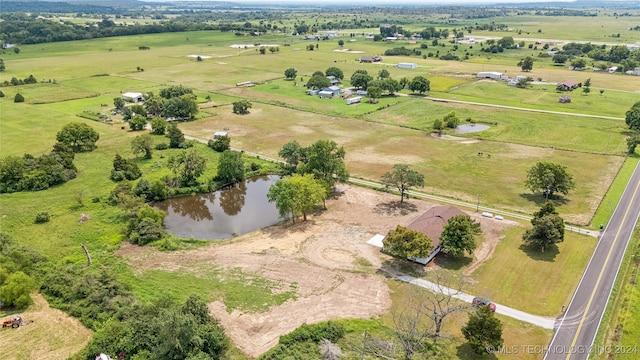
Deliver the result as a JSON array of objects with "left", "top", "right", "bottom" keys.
[
  {"left": 327, "top": 75, "right": 340, "bottom": 85},
  {"left": 359, "top": 55, "right": 382, "bottom": 63},
  {"left": 559, "top": 80, "right": 579, "bottom": 91}
]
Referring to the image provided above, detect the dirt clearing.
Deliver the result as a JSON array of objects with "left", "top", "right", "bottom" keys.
[{"left": 118, "top": 184, "right": 513, "bottom": 357}]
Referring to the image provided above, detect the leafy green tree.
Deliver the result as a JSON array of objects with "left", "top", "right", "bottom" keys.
[
  {"left": 284, "top": 67, "right": 298, "bottom": 80},
  {"left": 625, "top": 101, "right": 640, "bottom": 131},
  {"left": 626, "top": 134, "right": 640, "bottom": 155},
  {"left": 150, "top": 117, "right": 167, "bottom": 135},
  {"left": 216, "top": 150, "right": 244, "bottom": 184},
  {"left": 497, "top": 36, "right": 514, "bottom": 48},
  {"left": 111, "top": 153, "right": 142, "bottom": 181},
  {"left": 522, "top": 202, "right": 565, "bottom": 252},
  {"left": 462, "top": 305, "right": 504, "bottom": 354},
  {"left": 128, "top": 114, "right": 147, "bottom": 131},
  {"left": 378, "top": 69, "right": 390, "bottom": 79},
  {"left": 383, "top": 225, "right": 433, "bottom": 259},
  {"left": 571, "top": 58, "right": 587, "bottom": 69},
  {"left": 350, "top": 71, "right": 373, "bottom": 89},
  {"left": 338, "top": 39, "right": 344, "bottom": 47},
  {"left": 302, "top": 140, "right": 349, "bottom": 192},
  {"left": 518, "top": 56, "right": 534, "bottom": 71},
  {"left": 409, "top": 76, "right": 430, "bottom": 94},
  {"left": 443, "top": 111, "right": 460, "bottom": 128},
  {"left": 439, "top": 215, "right": 480, "bottom": 257},
  {"left": 525, "top": 161, "right": 575, "bottom": 199},
  {"left": 582, "top": 78, "right": 592, "bottom": 95},
  {"left": 208, "top": 135, "right": 231, "bottom": 152},
  {"left": 268, "top": 174, "right": 328, "bottom": 223},
  {"left": 13, "top": 93, "right": 24, "bottom": 103},
  {"left": 131, "top": 134, "right": 154, "bottom": 159},
  {"left": 166, "top": 123, "right": 185, "bottom": 148},
  {"left": 367, "top": 86, "right": 382, "bottom": 103},
  {"left": 0, "top": 90, "right": 4, "bottom": 98},
  {"left": 306, "top": 74, "right": 331, "bottom": 89},
  {"left": 56, "top": 122, "right": 100, "bottom": 152},
  {"left": 0, "top": 271, "right": 36, "bottom": 309},
  {"left": 113, "top": 97, "right": 125, "bottom": 111},
  {"left": 144, "top": 93, "right": 165, "bottom": 117},
  {"left": 552, "top": 53, "right": 569, "bottom": 65},
  {"left": 325, "top": 66, "right": 344, "bottom": 80},
  {"left": 168, "top": 149, "right": 207, "bottom": 186},
  {"left": 0, "top": 155, "right": 25, "bottom": 193},
  {"left": 159, "top": 85, "right": 193, "bottom": 99},
  {"left": 123, "top": 104, "right": 147, "bottom": 121},
  {"left": 232, "top": 100, "right": 252, "bottom": 115},
  {"left": 278, "top": 141, "right": 307, "bottom": 174},
  {"left": 164, "top": 94, "right": 198, "bottom": 119},
  {"left": 380, "top": 164, "right": 425, "bottom": 203},
  {"left": 0, "top": 58, "right": 5, "bottom": 72},
  {"left": 399, "top": 77, "right": 410, "bottom": 89}
]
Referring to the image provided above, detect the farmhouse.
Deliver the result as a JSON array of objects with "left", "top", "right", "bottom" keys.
[
  {"left": 359, "top": 55, "right": 382, "bottom": 63},
  {"left": 370, "top": 205, "right": 467, "bottom": 264},
  {"left": 476, "top": 71, "right": 505, "bottom": 80},
  {"left": 396, "top": 62, "right": 417, "bottom": 69},
  {"left": 559, "top": 80, "right": 579, "bottom": 91},
  {"left": 323, "top": 85, "right": 342, "bottom": 96},
  {"left": 327, "top": 75, "right": 340, "bottom": 85},
  {"left": 122, "top": 92, "right": 143, "bottom": 102}
]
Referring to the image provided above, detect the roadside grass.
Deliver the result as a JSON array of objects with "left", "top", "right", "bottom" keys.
[
  {"left": 592, "top": 229, "right": 640, "bottom": 360},
  {"left": 591, "top": 157, "right": 640, "bottom": 229},
  {"left": 449, "top": 226, "right": 598, "bottom": 317}
]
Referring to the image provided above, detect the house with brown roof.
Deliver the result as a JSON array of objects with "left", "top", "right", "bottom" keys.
[
  {"left": 559, "top": 80, "right": 579, "bottom": 91},
  {"left": 359, "top": 55, "right": 382, "bottom": 63},
  {"left": 389, "top": 205, "right": 467, "bottom": 264}
]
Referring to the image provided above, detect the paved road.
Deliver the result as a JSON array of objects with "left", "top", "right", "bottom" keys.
[
  {"left": 397, "top": 275, "right": 555, "bottom": 329},
  {"left": 544, "top": 161, "right": 640, "bottom": 360}
]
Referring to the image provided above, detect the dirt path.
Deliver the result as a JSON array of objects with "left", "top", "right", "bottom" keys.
[{"left": 118, "top": 184, "right": 513, "bottom": 357}]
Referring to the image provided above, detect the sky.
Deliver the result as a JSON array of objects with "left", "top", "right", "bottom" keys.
[{"left": 153, "top": 0, "right": 577, "bottom": 3}]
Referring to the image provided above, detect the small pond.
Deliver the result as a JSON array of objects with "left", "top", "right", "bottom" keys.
[
  {"left": 154, "top": 175, "right": 281, "bottom": 240},
  {"left": 455, "top": 124, "right": 490, "bottom": 134}
]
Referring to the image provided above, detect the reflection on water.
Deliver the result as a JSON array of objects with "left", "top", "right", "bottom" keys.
[{"left": 154, "top": 175, "right": 281, "bottom": 239}]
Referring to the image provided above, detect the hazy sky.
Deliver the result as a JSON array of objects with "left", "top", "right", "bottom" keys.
[{"left": 158, "top": 0, "right": 575, "bottom": 3}]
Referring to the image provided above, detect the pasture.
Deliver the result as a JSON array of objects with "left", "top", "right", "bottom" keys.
[{"left": 1, "top": 7, "right": 639, "bottom": 358}]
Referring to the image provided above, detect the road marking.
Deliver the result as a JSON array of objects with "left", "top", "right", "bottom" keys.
[{"left": 564, "top": 176, "right": 640, "bottom": 360}]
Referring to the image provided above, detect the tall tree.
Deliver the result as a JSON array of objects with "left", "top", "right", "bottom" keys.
[
  {"left": 302, "top": 139, "right": 349, "bottom": 192},
  {"left": 232, "top": 100, "right": 252, "bottom": 115},
  {"left": 461, "top": 305, "right": 504, "bottom": 354},
  {"left": 278, "top": 141, "right": 306, "bottom": 174},
  {"left": 525, "top": 161, "right": 575, "bottom": 199},
  {"left": 439, "top": 215, "right": 481, "bottom": 258},
  {"left": 383, "top": 225, "right": 433, "bottom": 259},
  {"left": 128, "top": 114, "right": 147, "bottom": 131},
  {"left": 325, "top": 66, "right": 344, "bottom": 80},
  {"left": 267, "top": 177, "right": 297, "bottom": 222},
  {"left": 166, "top": 123, "right": 185, "bottom": 148},
  {"left": 306, "top": 74, "right": 331, "bottom": 89},
  {"left": 217, "top": 150, "right": 244, "bottom": 184},
  {"left": 380, "top": 164, "right": 425, "bottom": 203},
  {"left": 284, "top": 68, "right": 298, "bottom": 80},
  {"left": 149, "top": 117, "right": 167, "bottom": 135},
  {"left": 113, "top": 97, "right": 125, "bottom": 112},
  {"left": 625, "top": 101, "right": 640, "bottom": 132},
  {"left": 378, "top": 69, "right": 390, "bottom": 79},
  {"left": 522, "top": 202, "right": 565, "bottom": 252},
  {"left": 518, "top": 56, "right": 534, "bottom": 71},
  {"left": 208, "top": 135, "right": 231, "bottom": 153},
  {"left": 168, "top": 149, "right": 207, "bottom": 186},
  {"left": 56, "top": 122, "right": 100, "bottom": 152},
  {"left": 409, "top": 76, "right": 430, "bottom": 94},
  {"left": 350, "top": 70, "right": 373, "bottom": 89},
  {"left": 267, "top": 174, "right": 327, "bottom": 223},
  {"left": 131, "top": 134, "right": 154, "bottom": 159}
]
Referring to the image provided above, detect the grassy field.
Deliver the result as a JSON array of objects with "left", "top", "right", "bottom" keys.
[{"left": 2, "top": 8, "right": 640, "bottom": 358}]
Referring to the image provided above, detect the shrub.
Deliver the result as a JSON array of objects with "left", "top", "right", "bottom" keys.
[
  {"left": 155, "top": 143, "right": 169, "bottom": 150},
  {"left": 34, "top": 212, "right": 50, "bottom": 224},
  {"left": 14, "top": 93, "right": 24, "bottom": 103}
]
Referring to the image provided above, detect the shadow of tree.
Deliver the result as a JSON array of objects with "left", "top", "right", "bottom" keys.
[
  {"left": 519, "top": 243, "right": 559, "bottom": 262},
  {"left": 434, "top": 254, "right": 474, "bottom": 271},
  {"left": 456, "top": 343, "right": 498, "bottom": 360},
  {"left": 374, "top": 201, "right": 418, "bottom": 216},
  {"left": 519, "top": 193, "right": 569, "bottom": 206},
  {"left": 261, "top": 218, "right": 316, "bottom": 240},
  {"left": 376, "top": 258, "right": 427, "bottom": 278}
]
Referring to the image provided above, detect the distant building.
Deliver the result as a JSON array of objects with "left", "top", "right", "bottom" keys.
[
  {"left": 214, "top": 131, "right": 228, "bottom": 139},
  {"left": 346, "top": 96, "right": 362, "bottom": 105},
  {"left": 122, "top": 92, "right": 143, "bottom": 102},
  {"left": 323, "top": 85, "right": 342, "bottom": 96},
  {"left": 396, "top": 62, "right": 417, "bottom": 69},
  {"left": 359, "top": 55, "right": 382, "bottom": 63},
  {"left": 327, "top": 75, "right": 340, "bottom": 85},
  {"left": 559, "top": 80, "right": 579, "bottom": 91},
  {"left": 476, "top": 71, "right": 504, "bottom": 80}
]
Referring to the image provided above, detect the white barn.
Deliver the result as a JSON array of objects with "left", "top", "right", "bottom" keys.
[
  {"left": 396, "top": 62, "right": 418, "bottom": 69},
  {"left": 476, "top": 72, "right": 504, "bottom": 80},
  {"left": 122, "top": 92, "right": 143, "bottom": 102}
]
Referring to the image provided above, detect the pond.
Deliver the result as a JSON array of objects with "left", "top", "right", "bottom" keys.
[
  {"left": 154, "top": 175, "right": 281, "bottom": 240},
  {"left": 455, "top": 124, "right": 490, "bottom": 134}
]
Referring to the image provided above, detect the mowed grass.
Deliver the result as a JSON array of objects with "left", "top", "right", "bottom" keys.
[
  {"left": 591, "top": 157, "right": 640, "bottom": 230},
  {"left": 458, "top": 226, "right": 598, "bottom": 317}
]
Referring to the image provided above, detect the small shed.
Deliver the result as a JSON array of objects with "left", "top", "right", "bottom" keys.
[
  {"left": 396, "top": 62, "right": 417, "bottom": 69},
  {"left": 559, "top": 95, "right": 571, "bottom": 103},
  {"left": 122, "top": 92, "right": 143, "bottom": 102},
  {"left": 318, "top": 90, "right": 334, "bottom": 99},
  {"left": 306, "top": 89, "right": 320, "bottom": 96},
  {"left": 359, "top": 55, "right": 382, "bottom": 63},
  {"left": 323, "top": 85, "right": 342, "bottom": 96},
  {"left": 346, "top": 96, "right": 362, "bottom": 105},
  {"left": 476, "top": 72, "right": 503, "bottom": 80},
  {"left": 214, "top": 131, "right": 228, "bottom": 139},
  {"left": 559, "top": 80, "right": 578, "bottom": 91},
  {"left": 327, "top": 76, "right": 340, "bottom": 85}
]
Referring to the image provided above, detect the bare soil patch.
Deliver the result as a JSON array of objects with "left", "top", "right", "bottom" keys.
[
  {"left": 118, "top": 184, "right": 511, "bottom": 357},
  {"left": 0, "top": 294, "right": 92, "bottom": 360}
]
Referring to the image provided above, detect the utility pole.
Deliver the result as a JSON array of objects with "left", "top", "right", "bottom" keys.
[{"left": 476, "top": 193, "right": 480, "bottom": 212}]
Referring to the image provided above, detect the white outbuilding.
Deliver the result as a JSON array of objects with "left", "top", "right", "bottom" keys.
[{"left": 122, "top": 92, "right": 144, "bottom": 102}]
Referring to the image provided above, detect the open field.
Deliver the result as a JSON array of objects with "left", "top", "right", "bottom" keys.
[
  {"left": 0, "top": 294, "right": 92, "bottom": 360},
  {"left": 2, "top": 7, "right": 640, "bottom": 358}
]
